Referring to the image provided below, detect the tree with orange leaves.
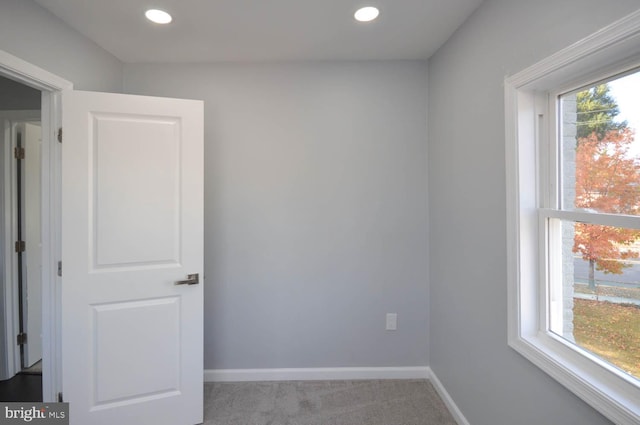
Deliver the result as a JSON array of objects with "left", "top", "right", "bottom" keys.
[{"left": 573, "top": 127, "right": 640, "bottom": 289}]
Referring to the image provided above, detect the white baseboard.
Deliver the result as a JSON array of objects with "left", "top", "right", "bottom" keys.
[
  {"left": 427, "top": 368, "right": 471, "bottom": 425},
  {"left": 204, "top": 366, "right": 430, "bottom": 382}
]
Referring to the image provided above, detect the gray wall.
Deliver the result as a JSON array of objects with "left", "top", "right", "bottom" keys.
[
  {"left": 427, "top": 1, "right": 640, "bottom": 425},
  {"left": 0, "top": 0, "right": 122, "bottom": 92},
  {"left": 0, "top": 76, "right": 41, "bottom": 110},
  {"left": 124, "top": 61, "right": 429, "bottom": 369}
]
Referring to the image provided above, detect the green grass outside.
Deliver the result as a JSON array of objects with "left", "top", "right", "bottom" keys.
[{"left": 573, "top": 298, "right": 640, "bottom": 379}]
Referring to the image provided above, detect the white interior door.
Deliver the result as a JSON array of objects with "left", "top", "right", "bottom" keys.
[
  {"left": 23, "top": 122, "right": 42, "bottom": 368},
  {"left": 61, "top": 90, "right": 203, "bottom": 425}
]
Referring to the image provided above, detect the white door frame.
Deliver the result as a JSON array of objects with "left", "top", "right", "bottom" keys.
[{"left": 0, "top": 49, "right": 72, "bottom": 402}]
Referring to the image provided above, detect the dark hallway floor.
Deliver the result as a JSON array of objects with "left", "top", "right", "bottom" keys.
[{"left": 0, "top": 373, "right": 42, "bottom": 402}]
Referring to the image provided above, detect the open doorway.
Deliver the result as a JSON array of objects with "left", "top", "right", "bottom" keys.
[
  {"left": 0, "top": 74, "right": 42, "bottom": 401},
  {"left": 0, "top": 49, "right": 71, "bottom": 404}
]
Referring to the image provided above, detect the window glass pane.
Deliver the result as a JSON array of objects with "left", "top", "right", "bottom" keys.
[
  {"left": 550, "top": 219, "right": 640, "bottom": 381},
  {"left": 560, "top": 71, "right": 640, "bottom": 216}
]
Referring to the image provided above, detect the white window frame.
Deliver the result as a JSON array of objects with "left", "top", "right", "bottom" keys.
[{"left": 506, "top": 9, "right": 640, "bottom": 425}]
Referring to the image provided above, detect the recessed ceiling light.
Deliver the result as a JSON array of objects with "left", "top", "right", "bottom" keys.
[
  {"left": 145, "top": 9, "right": 172, "bottom": 24},
  {"left": 354, "top": 6, "right": 379, "bottom": 22}
]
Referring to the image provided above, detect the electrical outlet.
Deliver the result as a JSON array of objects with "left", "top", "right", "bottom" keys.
[{"left": 386, "top": 313, "right": 397, "bottom": 330}]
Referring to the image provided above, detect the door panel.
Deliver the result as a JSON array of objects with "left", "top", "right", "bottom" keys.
[
  {"left": 92, "top": 114, "right": 180, "bottom": 268},
  {"left": 92, "top": 297, "right": 180, "bottom": 405},
  {"left": 62, "top": 90, "right": 203, "bottom": 425}
]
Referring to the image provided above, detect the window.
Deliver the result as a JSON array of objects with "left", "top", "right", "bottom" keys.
[
  {"left": 506, "top": 10, "right": 640, "bottom": 425},
  {"left": 552, "top": 77, "right": 640, "bottom": 382}
]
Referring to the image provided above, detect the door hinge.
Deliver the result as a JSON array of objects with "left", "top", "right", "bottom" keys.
[
  {"left": 15, "top": 240, "right": 25, "bottom": 253},
  {"left": 17, "top": 332, "right": 27, "bottom": 346},
  {"left": 57, "top": 392, "right": 63, "bottom": 402},
  {"left": 57, "top": 127, "right": 62, "bottom": 143},
  {"left": 14, "top": 146, "right": 25, "bottom": 159},
  {"left": 57, "top": 261, "right": 62, "bottom": 277}
]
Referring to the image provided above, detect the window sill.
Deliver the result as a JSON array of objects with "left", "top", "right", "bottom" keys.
[{"left": 509, "top": 332, "right": 640, "bottom": 424}]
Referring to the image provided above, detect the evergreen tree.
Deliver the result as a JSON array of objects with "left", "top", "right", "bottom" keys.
[{"left": 576, "top": 84, "right": 627, "bottom": 139}]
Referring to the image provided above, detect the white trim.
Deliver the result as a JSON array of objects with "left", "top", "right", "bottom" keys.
[
  {"left": 427, "top": 368, "right": 471, "bottom": 425},
  {"left": 0, "top": 50, "right": 72, "bottom": 92},
  {"left": 540, "top": 209, "right": 640, "bottom": 229},
  {"left": 0, "top": 49, "right": 71, "bottom": 403},
  {"left": 505, "top": 9, "right": 640, "bottom": 425},
  {"left": 204, "top": 366, "right": 430, "bottom": 382},
  {"left": 40, "top": 90, "right": 63, "bottom": 403},
  {"left": 506, "top": 9, "right": 640, "bottom": 89}
]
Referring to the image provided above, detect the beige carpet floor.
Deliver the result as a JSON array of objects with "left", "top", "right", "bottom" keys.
[{"left": 203, "top": 379, "right": 457, "bottom": 425}]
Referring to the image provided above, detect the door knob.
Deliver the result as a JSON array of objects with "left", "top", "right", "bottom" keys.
[{"left": 175, "top": 273, "right": 199, "bottom": 285}]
